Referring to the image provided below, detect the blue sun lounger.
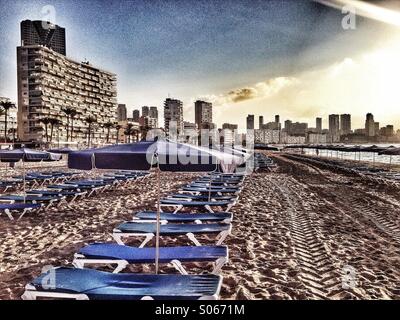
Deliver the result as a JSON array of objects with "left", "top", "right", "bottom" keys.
[
  {"left": 160, "top": 199, "right": 236, "bottom": 213},
  {"left": 48, "top": 184, "right": 100, "bottom": 196},
  {"left": 0, "top": 181, "right": 18, "bottom": 192},
  {"left": 189, "top": 183, "right": 242, "bottom": 190},
  {"left": 27, "top": 190, "right": 87, "bottom": 202},
  {"left": 165, "top": 193, "right": 237, "bottom": 201},
  {"left": 0, "top": 202, "right": 43, "bottom": 220},
  {"left": 186, "top": 184, "right": 241, "bottom": 190},
  {"left": 73, "top": 244, "right": 228, "bottom": 274},
  {"left": 194, "top": 181, "right": 243, "bottom": 187},
  {"left": 26, "top": 173, "right": 55, "bottom": 184},
  {"left": 133, "top": 211, "right": 233, "bottom": 224},
  {"left": 22, "top": 267, "right": 222, "bottom": 300},
  {"left": 0, "top": 194, "right": 66, "bottom": 209},
  {"left": 47, "top": 184, "right": 84, "bottom": 191},
  {"left": 113, "top": 222, "right": 232, "bottom": 246},
  {"left": 66, "top": 180, "right": 112, "bottom": 193},
  {"left": 181, "top": 187, "right": 240, "bottom": 195}
]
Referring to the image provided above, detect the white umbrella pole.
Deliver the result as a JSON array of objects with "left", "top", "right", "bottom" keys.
[
  {"left": 23, "top": 159, "right": 26, "bottom": 203},
  {"left": 155, "top": 162, "right": 161, "bottom": 274}
]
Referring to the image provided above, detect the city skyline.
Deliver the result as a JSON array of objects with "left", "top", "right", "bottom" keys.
[{"left": 1, "top": 0, "right": 400, "bottom": 130}]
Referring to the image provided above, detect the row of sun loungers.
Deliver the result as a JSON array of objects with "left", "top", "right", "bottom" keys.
[
  {"left": 0, "top": 171, "right": 150, "bottom": 220},
  {"left": 254, "top": 153, "right": 276, "bottom": 170},
  {"left": 0, "top": 171, "right": 77, "bottom": 192},
  {"left": 22, "top": 172, "right": 245, "bottom": 300}
]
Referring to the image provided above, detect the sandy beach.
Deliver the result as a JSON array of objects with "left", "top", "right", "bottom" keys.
[{"left": 1, "top": 152, "right": 400, "bottom": 299}]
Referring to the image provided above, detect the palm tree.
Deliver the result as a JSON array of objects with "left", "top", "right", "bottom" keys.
[
  {"left": 69, "top": 110, "right": 78, "bottom": 142},
  {"left": 115, "top": 124, "right": 122, "bottom": 144},
  {"left": 124, "top": 123, "right": 135, "bottom": 143},
  {"left": 103, "top": 121, "right": 114, "bottom": 144},
  {"left": 61, "top": 107, "right": 73, "bottom": 142},
  {"left": 85, "top": 115, "right": 97, "bottom": 147},
  {"left": 39, "top": 117, "right": 51, "bottom": 142},
  {"left": 0, "top": 101, "right": 16, "bottom": 142},
  {"left": 49, "top": 118, "right": 62, "bottom": 143}
]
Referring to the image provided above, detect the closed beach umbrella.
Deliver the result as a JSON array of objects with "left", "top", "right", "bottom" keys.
[{"left": 68, "top": 139, "right": 245, "bottom": 273}]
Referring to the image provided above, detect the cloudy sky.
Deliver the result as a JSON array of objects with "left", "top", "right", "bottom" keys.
[{"left": 1, "top": 0, "right": 400, "bottom": 130}]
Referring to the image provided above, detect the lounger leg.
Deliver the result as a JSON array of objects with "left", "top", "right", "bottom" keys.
[
  {"left": 186, "top": 232, "right": 202, "bottom": 246},
  {"left": 73, "top": 256, "right": 129, "bottom": 273},
  {"left": 173, "top": 205, "right": 183, "bottom": 214},
  {"left": 112, "top": 233, "right": 125, "bottom": 245},
  {"left": 226, "top": 203, "right": 234, "bottom": 212},
  {"left": 112, "top": 232, "right": 154, "bottom": 247},
  {"left": 216, "top": 230, "right": 230, "bottom": 245},
  {"left": 17, "top": 208, "right": 31, "bottom": 221},
  {"left": 170, "top": 259, "right": 188, "bottom": 275},
  {"left": 4, "top": 209, "right": 14, "bottom": 221},
  {"left": 204, "top": 205, "right": 214, "bottom": 213},
  {"left": 139, "top": 234, "right": 154, "bottom": 248},
  {"left": 212, "top": 257, "right": 228, "bottom": 274}
]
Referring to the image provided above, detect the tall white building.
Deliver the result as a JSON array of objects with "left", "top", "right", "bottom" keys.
[{"left": 16, "top": 45, "right": 117, "bottom": 144}]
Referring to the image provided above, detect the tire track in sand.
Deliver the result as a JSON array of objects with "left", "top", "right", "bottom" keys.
[{"left": 267, "top": 176, "right": 342, "bottom": 299}]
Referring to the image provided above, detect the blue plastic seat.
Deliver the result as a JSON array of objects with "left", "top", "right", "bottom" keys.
[
  {"left": 22, "top": 267, "right": 222, "bottom": 300},
  {"left": 73, "top": 244, "right": 228, "bottom": 274}
]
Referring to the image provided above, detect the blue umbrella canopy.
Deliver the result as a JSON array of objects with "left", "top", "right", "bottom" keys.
[
  {"left": 378, "top": 146, "right": 400, "bottom": 155},
  {"left": 48, "top": 147, "right": 75, "bottom": 154},
  {"left": 0, "top": 148, "right": 62, "bottom": 162},
  {"left": 68, "top": 140, "right": 244, "bottom": 173}
]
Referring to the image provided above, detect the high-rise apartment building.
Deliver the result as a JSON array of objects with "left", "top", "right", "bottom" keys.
[
  {"left": 149, "top": 106, "right": 158, "bottom": 128},
  {"left": 246, "top": 114, "right": 254, "bottom": 130},
  {"left": 284, "top": 120, "right": 292, "bottom": 134},
  {"left": 340, "top": 114, "right": 351, "bottom": 135},
  {"left": 259, "top": 116, "right": 264, "bottom": 129},
  {"left": 132, "top": 109, "right": 140, "bottom": 122},
  {"left": 149, "top": 106, "right": 158, "bottom": 119},
  {"left": 17, "top": 45, "right": 117, "bottom": 143},
  {"left": 316, "top": 117, "right": 322, "bottom": 133},
  {"left": 290, "top": 122, "right": 308, "bottom": 135},
  {"left": 164, "top": 98, "right": 183, "bottom": 134},
  {"left": 21, "top": 20, "right": 66, "bottom": 55},
  {"left": 117, "top": 104, "right": 127, "bottom": 121},
  {"left": 328, "top": 114, "right": 340, "bottom": 142},
  {"left": 194, "top": 100, "right": 213, "bottom": 129},
  {"left": 142, "top": 106, "right": 149, "bottom": 117},
  {"left": 329, "top": 114, "right": 340, "bottom": 138},
  {"left": 365, "top": 113, "right": 375, "bottom": 137},
  {"left": 374, "top": 122, "right": 380, "bottom": 135}
]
